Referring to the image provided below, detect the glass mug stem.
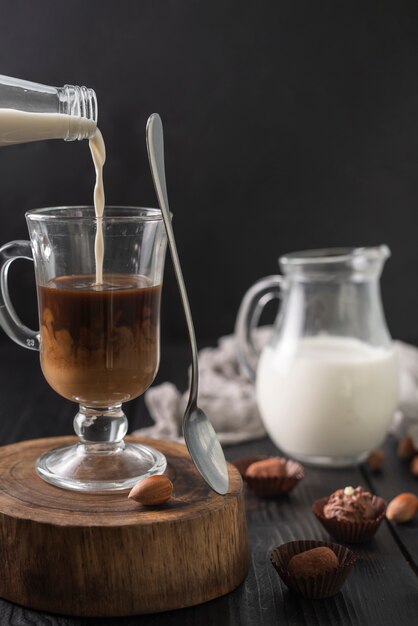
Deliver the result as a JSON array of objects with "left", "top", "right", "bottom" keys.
[
  {"left": 74, "top": 405, "right": 128, "bottom": 447},
  {"left": 0, "top": 207, "right": 168, "bottom": 492}
]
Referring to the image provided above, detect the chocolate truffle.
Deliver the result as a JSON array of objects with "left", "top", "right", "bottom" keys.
[
  {"left": 271, "top": 540, "right": 356, "bottom": 599},
  {"left": 245, "top": 457, "right": 286, "bottom": 479},
  {"left": 288, "top": 546, "right": 339, "bottom": 578},
  {"left": 323, "top": 486, "right": 376, "bottom": 523},
  {"left": 244, "top": 456, "right": 304, "bottom": 497}
]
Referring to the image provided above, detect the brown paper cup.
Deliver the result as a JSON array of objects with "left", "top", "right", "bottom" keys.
[
  {"left": 245, "top": 458, "right": 304, "bottom": 497},
  {"left": 271, "top": 539, "right": 356, "bottom": 599},
  {"left": 312, "top": 496, "right": 387, "bottom": 543}
]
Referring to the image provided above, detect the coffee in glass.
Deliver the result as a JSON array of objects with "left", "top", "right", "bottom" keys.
[{"left": 0, "top": 206, "right": 167, "bottom": 492}]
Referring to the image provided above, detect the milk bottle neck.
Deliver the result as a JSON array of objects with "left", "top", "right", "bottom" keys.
[
  {"left": 57, "top": 84, "right": 97, "bottom": 140},
  {"left": 0, "top": 74, "right": 97, "bottom": 144}
]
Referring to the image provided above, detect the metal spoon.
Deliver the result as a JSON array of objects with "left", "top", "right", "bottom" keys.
[{"left": 146, "top": 113, "right": 229, "bottom": 495}]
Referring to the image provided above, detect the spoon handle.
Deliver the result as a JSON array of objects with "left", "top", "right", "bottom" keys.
[{"left": 146, "top": 113, "right": 199, "bottom": 410}]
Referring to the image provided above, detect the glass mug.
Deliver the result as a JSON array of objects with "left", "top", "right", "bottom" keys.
[
  {"left": 0, "top": 206, "right": 167, "bottom": 491},
  {"left": 235, "top": 247, "right": 399, "bottom": 467}
]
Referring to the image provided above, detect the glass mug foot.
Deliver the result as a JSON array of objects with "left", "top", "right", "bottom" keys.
[
  {"left": 36, "top": 442, "right": 167, "bottom": 492},
  {"left": 36, "top": 404, "right": 167, "bottom": 492}
]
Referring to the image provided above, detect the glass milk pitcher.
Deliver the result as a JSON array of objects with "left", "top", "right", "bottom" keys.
[{"left": 235, "top": 247, "right": 398, "bottom": 467}]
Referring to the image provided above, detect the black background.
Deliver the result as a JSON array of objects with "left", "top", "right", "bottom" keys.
[{"left": 1, "top": 1, "right": 418, "bottom": 346}]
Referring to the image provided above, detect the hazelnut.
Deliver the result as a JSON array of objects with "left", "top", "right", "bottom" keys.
[
  {"left": 410, "top": 455, "right": 418, "bottom": 477},
  {"left": 386, "top": 493, "right": 418, "bottom": 523},
  {"left": 397, "top": 436, "right": 416, "bottom": 460},
  {"left": 367, "top": 449, "right": 384, "bottom": 472},
  {"left": 288, "top": 547, "right": 339, "bottom": 578},
  {"left": 245, "top": 457, "right": 286, "bottom": 479},
  {"left": 128, "top": 474, "right": 173, "bottom": 505}
]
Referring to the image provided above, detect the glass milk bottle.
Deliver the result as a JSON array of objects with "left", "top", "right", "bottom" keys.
[
  {"left": 235, "top": 246, "right": 398, "bottom": 467},
  {"left": 0, "top": 74, "right": 97, "bottom": 145}
]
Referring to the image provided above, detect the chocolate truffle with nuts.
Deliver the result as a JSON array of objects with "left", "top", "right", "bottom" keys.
[
  {"left": 323, "top": 486, "right": 376, "bottom": 523},
  {"left": 313, "top": 485, "right": 387, "bottom": 543}
]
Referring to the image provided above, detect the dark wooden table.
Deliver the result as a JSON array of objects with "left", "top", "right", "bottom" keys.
[{"left": 0, "top": 340, "right": 417, "bottom": 626}]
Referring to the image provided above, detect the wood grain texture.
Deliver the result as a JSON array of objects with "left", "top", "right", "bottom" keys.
[
  {"left": 362, "top": 435, "right": 418, "bottom": 568},
  {"left": 0, "top": 436, "right": 248, "bottom": 617},
  {"left": 226, "top": 438, "right": 418, "bottom": 626}
]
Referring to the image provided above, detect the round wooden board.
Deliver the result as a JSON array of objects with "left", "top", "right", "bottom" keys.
[{"left": 0, "top": 436, "right": 249, "bottom": 617}]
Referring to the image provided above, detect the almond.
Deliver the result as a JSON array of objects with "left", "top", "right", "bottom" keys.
[
  {"left": 386, "top": 493, "right": 418, "bottom": 523},
  {"left": 367, "top": 449, "right": 384, "bottom": 472},
  {"left": 128, "top": 474, "right": 173, "bottom": 505},
  {"left": 397, "top": 436, "right": 416, "bottom": 460},
  {"left": 410, "top": 455, "right": 418, "bottom": 477}
]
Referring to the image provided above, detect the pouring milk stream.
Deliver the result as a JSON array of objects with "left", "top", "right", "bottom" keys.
[
  {"left": 89, "top": 130, "right": 106, "bottom": 285},
  {"left": 0, "top": 75, "right": 105, "bottom": 284}
]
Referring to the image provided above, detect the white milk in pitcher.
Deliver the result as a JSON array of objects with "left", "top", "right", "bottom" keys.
[{"left": 256, "top": 335, "right": 398, "bottom": 462}]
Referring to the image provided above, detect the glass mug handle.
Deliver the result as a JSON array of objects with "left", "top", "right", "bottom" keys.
[
  {"left": 0, "top": 240, "right": 40, "bottom": 351},
  {"left": 235, "top": 275, "right": 282, "bottom": 381}
]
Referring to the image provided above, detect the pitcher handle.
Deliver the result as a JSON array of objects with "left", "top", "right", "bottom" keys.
[
  {"left": 235, "top": 275, "right": 282, "bottom": 381},
  {"left": 0, "top": 240, "right": 40, "bottom": 350}
]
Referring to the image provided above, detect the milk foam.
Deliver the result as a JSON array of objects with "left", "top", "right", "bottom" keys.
[{"left": 256, "top": 335, "right": 398, "bottom": 459}]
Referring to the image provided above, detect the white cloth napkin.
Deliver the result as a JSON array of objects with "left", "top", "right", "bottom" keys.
[{"left": 133, "top": 330, "right": 418, "bottom": 446}]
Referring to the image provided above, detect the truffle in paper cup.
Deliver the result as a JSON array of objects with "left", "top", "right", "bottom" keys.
[
  {"left": 270, "top": 540, "right": 356, "bottom": 599},
  {"left": 244, "top": 457, "right": 304, "bottom": 497},
  {"left": 232, "top": 456, "right": 266, "bottom": 479},
  {"left": 312, "top": 496, "right": 387, "bottom": 543}
]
